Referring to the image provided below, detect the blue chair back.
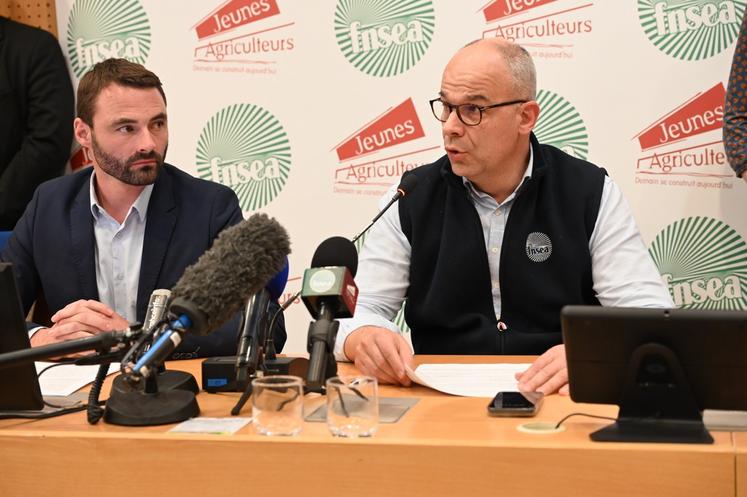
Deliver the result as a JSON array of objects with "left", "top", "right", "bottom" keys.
[{"left": 0, "top": 231, "right": 12, "bottom": 251}]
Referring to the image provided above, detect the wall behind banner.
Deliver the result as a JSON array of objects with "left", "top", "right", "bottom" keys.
[
  {"left": 2, "top": 1, "right": 59, "bottom": 35},
  {"left": 53, "top": 0, "right": 747, "bottom": 353}
]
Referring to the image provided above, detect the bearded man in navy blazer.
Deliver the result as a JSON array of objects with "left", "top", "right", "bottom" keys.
[{"left": 0, "top": 58, "right": 286, "bottom": 357}]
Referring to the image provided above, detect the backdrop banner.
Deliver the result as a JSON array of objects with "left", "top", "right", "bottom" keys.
[{"left": 55, "top": 0, "right": 747, "bottom": 352}]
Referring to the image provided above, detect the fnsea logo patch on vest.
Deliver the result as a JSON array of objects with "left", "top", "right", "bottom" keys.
[
  {"left": 196, "top": 103, "right": 291, "bottom": 211},
  {"left": 334, "top": 0, "right": 435, "bottom": 78},
  {"left": 331, "top": 98, "right": 440, "bottom": 197},
  {"left": 633, "top": 82, "right": 733, "bottom": 190},
  {"left": 650, "top": 216, "right": 747, "bottom": 309},
  {"left": 66, "top": 0, "right": 151, "bottom": 78},
  {"left": 481, "top": 0, "right": 594, "bottom": 60},
  {"left": 638, "top": 0, "right": 746, "bottom": 60},
  {"left": 526, "top": 232, "right": 552, "bottom": 262},
  {"left": 191, "top": 0, "right": 295, "bottom": 76},
  {"left": 534, "top": 90, "right": 589, "bottom": 160}
]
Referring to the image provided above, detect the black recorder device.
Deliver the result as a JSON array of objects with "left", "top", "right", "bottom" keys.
[{"left": 202, "top": 356, "right": 309, "bottom": 393}]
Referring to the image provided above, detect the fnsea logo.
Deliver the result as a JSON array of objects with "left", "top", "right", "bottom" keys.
[
  {"left": 481, "top": 0, "right": 594, "bottom": 60},
  {"left": 638, "top": 0, "right": 746, "bottom": 60},
  {"left": 66, "top": 0, "right": 151, "bottom": 78},
  {"left": 650, "top": 216, "right": 747, "bottom": 309},
  {"left": 334, "top": 0, "right": 435, "bottom": 78},
  {"left": 332, "top": 98, "right": 438, "bottom": 196},
  {"left": 196, "top": 103, "right": 291, "bottom": 211},
  {"left": 534, "top": 90, "right": 589, "bottom": 160},
  {"left": 192, "top": 0, "right": 295, "bottom": 75},
  {"left": 633, "top": 83, "right": 733, "bottom": 189}
]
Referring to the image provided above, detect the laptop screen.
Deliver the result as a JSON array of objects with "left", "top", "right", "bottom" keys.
[{"left": 0, "top": 263, "right": 43, "bottom": 410}]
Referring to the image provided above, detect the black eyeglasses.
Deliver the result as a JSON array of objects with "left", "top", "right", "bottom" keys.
[{"left": 429, "top": 98, "right": 528, "bottom": 126}]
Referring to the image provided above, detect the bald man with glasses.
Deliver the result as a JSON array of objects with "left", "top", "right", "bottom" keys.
[{"left": 335, "top": 38, "right": 673, "bottom": 395}]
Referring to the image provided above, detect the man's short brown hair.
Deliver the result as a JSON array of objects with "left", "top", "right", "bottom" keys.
[{"left": 76, "top": 58, "right": 166, "bottom": 125}]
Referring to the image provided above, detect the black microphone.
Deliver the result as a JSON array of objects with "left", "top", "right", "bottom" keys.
[
  {"left": 352, "top": 173, "right": 418, "bottom": 242},
  {"left": 0, "top": 327, "right": 141, "bottom": 370},
  {"left": 269, "top": 174, "right": 417, "bottom": 326},
  {"left": 126, "top": 213, "right": 290, "bottom": 380},
  {"left": 234, "top": 262, "right": 288, "bottom": 386},
  {"left": 302, "top": 237, "right": 359, "bottom": 392}
]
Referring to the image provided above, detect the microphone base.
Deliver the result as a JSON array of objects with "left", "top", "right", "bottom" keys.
[
  {"left": 111, "top": 370, "right": 199, "bottom": 394},
  {"left": 202, "top": 356, "right": 309, "bottom": 392},
  {"left": 103, "top": 389, "right": 199, "bottom": 426}
]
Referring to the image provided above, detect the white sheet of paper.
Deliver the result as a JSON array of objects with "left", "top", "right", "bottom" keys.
[
  {"left": 35, "top": 362, "right": 121, "bottom": 396},
  {"left": 170, "top": 417, "right": 252, "bottom": 435},
  {"left": 406, "top": 363, "right": 532, "bottom": 397}
]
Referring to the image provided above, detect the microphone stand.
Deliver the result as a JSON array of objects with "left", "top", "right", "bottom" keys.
[
  {"left": 235, "top": 291, "right": 271, "bottom": 387},
  {"left": 106, "top": 320, "right": 200, "bottom": 426},
  {"left": 104, "top": 363, "right": 199, "bottom": 426},
  {"left": 230, "top": 296, "right": 268, "bottom": 416},
  {"left": 305, "top": 301, "right": 339, "bottom": 394},
  {"left": 111, "top": 319, "right": 199, "bottom": 395},
  {"left": 0, "top": 325, "right": 200, "bottom": 426}
]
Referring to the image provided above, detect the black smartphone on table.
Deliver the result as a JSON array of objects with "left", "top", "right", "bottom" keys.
[{"left": 487, "top": 391, "right": 544, "bottom": 417}]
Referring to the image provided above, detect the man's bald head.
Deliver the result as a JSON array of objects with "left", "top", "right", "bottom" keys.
[{"left": 452, "top": 38, "right": 537, "bottom": 100}]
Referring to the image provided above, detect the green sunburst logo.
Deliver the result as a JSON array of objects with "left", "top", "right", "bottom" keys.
[
  {"left": 649, "top": 216, "right": 747, "bottom": 309},
  {"left": 534, "top": 90, "right": 588, "bottom": 160},
  {"left": 196, "top": 104, "right": 291, "bottom": 211},
  {"left": 334, "top": 0, "right": 435, "bottom": 78},
  {"left": 637, "top": 0, "right": 745, "bottom": 61},
  {"left": 66, "top": 0, "right": 151, "bottom": 78}
]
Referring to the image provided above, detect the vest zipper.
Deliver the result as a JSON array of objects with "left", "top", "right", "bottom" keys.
[{"left": 497, "top": 320, "right": 507, "bottom": 353}]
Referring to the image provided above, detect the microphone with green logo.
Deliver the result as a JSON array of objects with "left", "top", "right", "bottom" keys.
[{"left": 302, "top": 237, "right": 359, "bottom": 393}]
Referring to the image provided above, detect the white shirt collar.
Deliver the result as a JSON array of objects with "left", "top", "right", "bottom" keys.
[{"left": 89, "top": 169, "right": 154, "bottom": 223}]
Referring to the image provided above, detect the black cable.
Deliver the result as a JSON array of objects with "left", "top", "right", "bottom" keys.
[
  {"left": 37, "top": 360, "right": 76, "bottom": 377},
  {"left": 37, "top": 360, "right": 76, "bottom": 409},
  {"left": 554, "top": 412, "right": 617, "bottom": 429},
  {"left": 264, "top": 292, "right": 297, "bottom": 360},
  {"left": 5, "top": 357, "right": 109, "bottom": 421},
  {"left": 0, "top": 405, "right": 89, "bottom": 420},
  {"left": 86, "top": 363, "right": 110, "bottom": 424},
  {"left": 0, "top": 361, "right": 101, "bottom": 420}
]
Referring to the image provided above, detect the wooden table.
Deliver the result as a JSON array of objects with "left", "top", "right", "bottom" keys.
[{"left": 0, "top": 356, "right": 736, "bottom": 497}]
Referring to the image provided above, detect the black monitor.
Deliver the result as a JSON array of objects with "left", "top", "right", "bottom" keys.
[
  {"left": 0, "top": 263, "right": 43, "bottom": 410},
  {"left": 562, "top": 305, "right": 747, "bottom": 444}
]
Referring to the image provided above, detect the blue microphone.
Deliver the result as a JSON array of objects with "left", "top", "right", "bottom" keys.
[
  {"left": 131, "top": 315, "right": 191, "bottom": 377},
  {"left": 266, "top": 258, "right": 289, "bottom": 300}
]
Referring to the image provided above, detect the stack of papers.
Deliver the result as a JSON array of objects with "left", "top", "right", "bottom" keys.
[
  {"left": 36, "top": 362, "right": 120, "bottom": 396},
  {"left": 406, "top": 363, "right": 531, "bottom": 397}
]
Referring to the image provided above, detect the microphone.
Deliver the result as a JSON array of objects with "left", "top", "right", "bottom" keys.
[
  {"left": 234, "top": 261, "right": 289, "bottom": 385},
  {"left": 111, "top": 288, "right": 180, "bottom": 394},
  {"left": 126, "top": 213, "right": 290, "bottom": 380},
  {"left": 302, "top": 237, "right": 359, "bottom": 392},
  {"left": 0, "top": 326, "right": 142, "bottom": 370},
  {"left": 269, "top": 174, "right": 417, "bottom": 326},
  {"left": 352, "top": 173, "right": 418, "bottom": 242},
  {"left": 142, "top": 289, "right": 171, "bottom": 333}
]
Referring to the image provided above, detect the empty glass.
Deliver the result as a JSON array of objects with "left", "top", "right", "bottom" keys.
[
  {"left": 252, "top": 375, "right": 303, "bottom": 436},
  {"left": 326, "top": 375, "right": 378, "bottom": 437}
]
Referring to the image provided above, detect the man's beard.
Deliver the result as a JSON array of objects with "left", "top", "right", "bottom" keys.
[{"left": 91, "top": 135, "right": 167, "bottom": 186}]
